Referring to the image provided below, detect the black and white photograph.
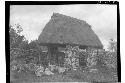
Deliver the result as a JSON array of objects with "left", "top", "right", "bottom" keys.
[{"left": 6, "top": 1, "right": 120, "bottom": 83}]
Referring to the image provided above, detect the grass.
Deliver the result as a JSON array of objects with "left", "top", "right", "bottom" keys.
[{"left": 10, "top": 65, "right": 118, "bottom": 83}]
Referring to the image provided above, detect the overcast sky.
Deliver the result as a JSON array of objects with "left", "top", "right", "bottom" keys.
[{"left": 10, "top": 5, "right": 117, "bottom": 49}]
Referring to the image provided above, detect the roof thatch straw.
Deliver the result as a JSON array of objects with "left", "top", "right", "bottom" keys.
[{"left": 38, "top": 13, "right": 103, "bottom": 49}]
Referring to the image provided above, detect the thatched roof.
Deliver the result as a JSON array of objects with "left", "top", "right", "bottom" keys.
[{"left": 38, "top": 13, "right": 103, "bottom": 49}]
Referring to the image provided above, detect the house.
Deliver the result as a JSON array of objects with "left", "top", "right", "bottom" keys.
[{"left": 38, "top": 13, "right": 103, "bottom": 66}]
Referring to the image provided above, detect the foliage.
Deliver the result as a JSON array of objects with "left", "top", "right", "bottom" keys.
[
  {"left": 96, "top": 50, "right": 117, "bottom": 69},
  {"left": 64, "top": 45, "right": 80, "bottom": 70},
  {"left": 108, "top": 39, "right": 117, "bottom": 52},
  {"left": 9, "top": 24, "right": 26, "bottom": 49},
  {"left": 103, "top": 51, "right": 117, "bottom": 69},
  {"left": 10, "top": 24, "right": 40, "bottom": 73},
  {"left": 10, "top": 24, "right": 28, "bottom": 62},
  {"left": 86, "top": 49, "right": 98, "bottom": 67}
]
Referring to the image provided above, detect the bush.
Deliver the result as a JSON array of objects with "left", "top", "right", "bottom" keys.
[
  {"left": 96, "top": 51, "right": 117, "bottom": 69},
  {"left": 104, "top": 52, "right": 117, "bottom": 69}
]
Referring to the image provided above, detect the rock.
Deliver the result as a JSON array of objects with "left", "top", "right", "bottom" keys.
[
  {"left": 57, "top": 66, "right": 66, "bottom": 73},
  {"left": 35, "top": 66, "right": 44, "bottom": 76},
  {"left": 48, "top": 64, "right": 56, "bottom": 72},
  {"left": 44, "top": 68, "right": 54, "bottom": 75}
]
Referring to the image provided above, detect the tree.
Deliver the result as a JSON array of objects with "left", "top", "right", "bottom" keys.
[
  {"left": 9, "top": 24, "right": 27, "bottom": 49},
  {"left": 10, "top": 24, "right": 30, "bottom": 63},
  {"left": 108, "top": 39, "right": 117, "bottom": 52},
  {"left": 104, "top": 39, "right": 117, "bottom": 69}
]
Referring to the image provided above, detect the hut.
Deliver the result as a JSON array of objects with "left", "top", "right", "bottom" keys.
[{"left": 38, "top": 13, "right": 103, "bottom": 65}]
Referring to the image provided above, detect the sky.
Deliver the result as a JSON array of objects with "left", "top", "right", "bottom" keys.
[{"left": 10, "top": 5, "right": 117, "bottom": 49}]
